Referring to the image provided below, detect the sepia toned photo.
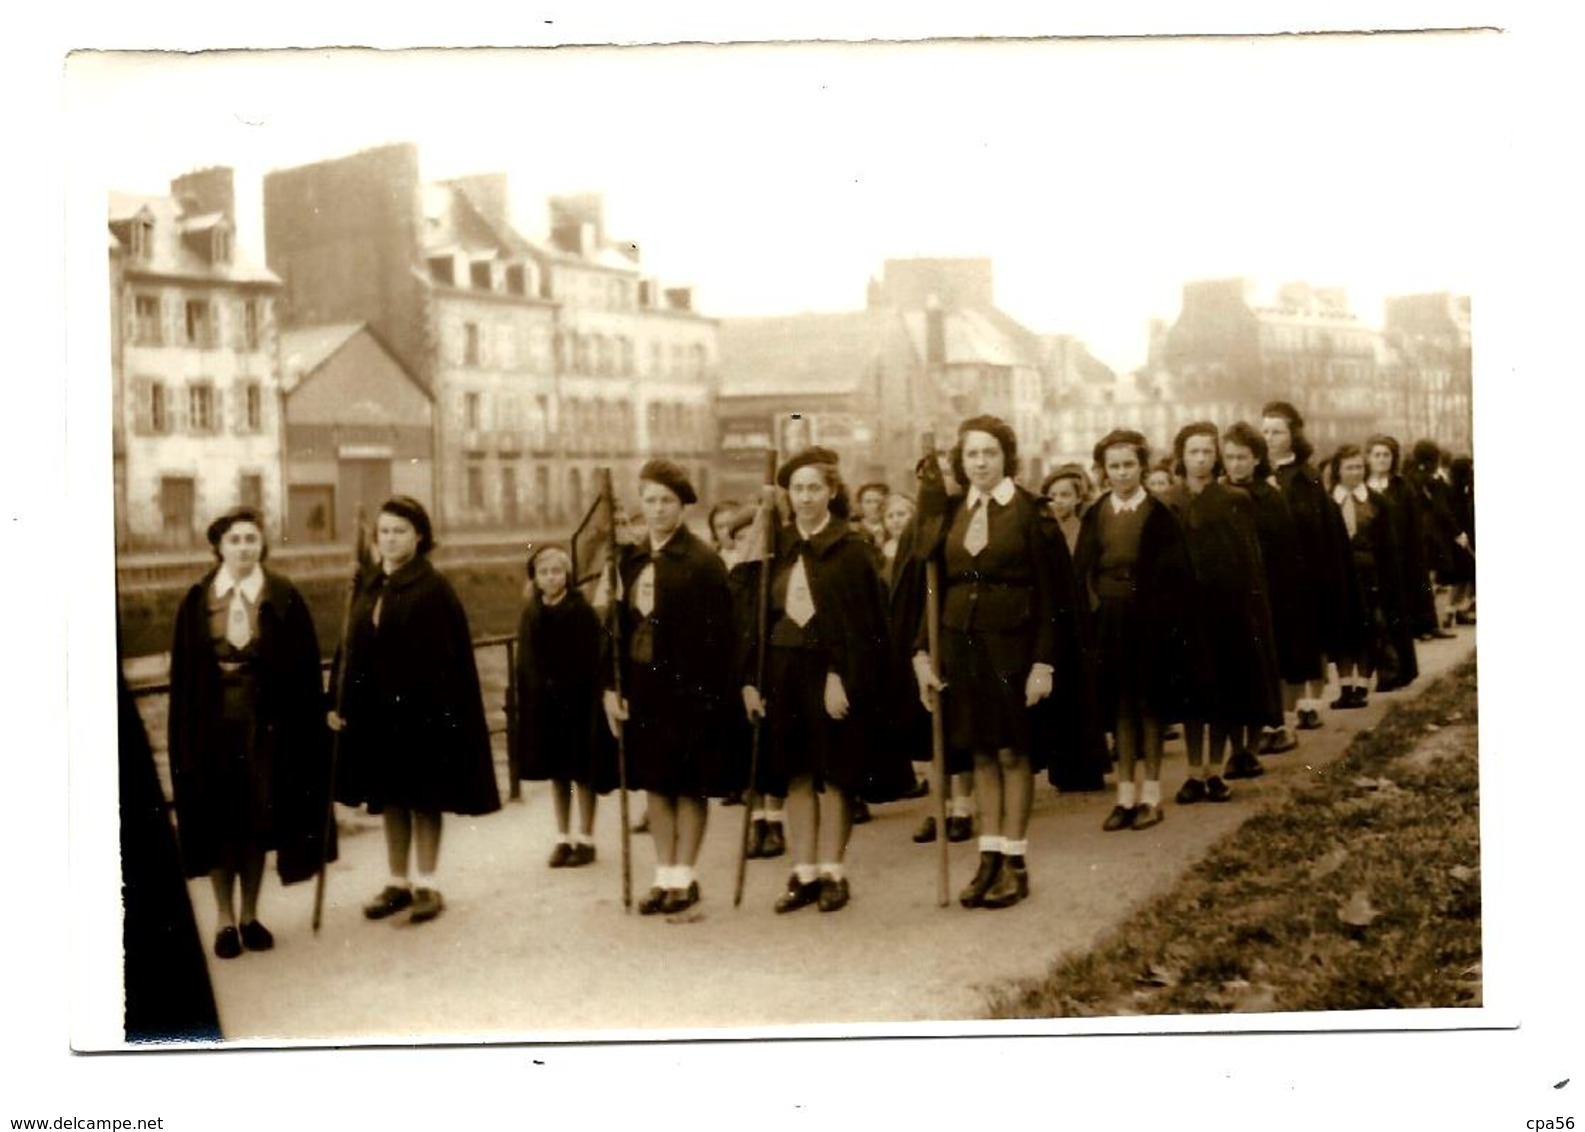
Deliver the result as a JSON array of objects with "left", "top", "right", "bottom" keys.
[{"left": 67, "top": 30, "right": 1499, "bottom": 1056}]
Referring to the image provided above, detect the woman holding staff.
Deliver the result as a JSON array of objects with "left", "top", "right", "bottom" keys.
[
  {"left": 168, "top": 506, "right": 334, "bottom": 958},
  {"left": 603, "top": 460, "right": 739, "bottom": 915}
]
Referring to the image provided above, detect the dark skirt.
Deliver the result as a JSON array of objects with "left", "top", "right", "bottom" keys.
[
  {"left": 185, "top": 710, "right": 274, "bottom": 872},
  {"left": 623, "top": 663, "right": 740, "bottom": 798},
  {"left": 1093, "top": 595, "right": 1155, "bottom": 722},
  {"left": 763, "top": 647, "right": 864, "bottom": 794},
  {"left": 517, "top": 694, "right": 616, "bottom": 793},
  {"left": 939, "top": 626, "right": 1045, "bottom": 771}
]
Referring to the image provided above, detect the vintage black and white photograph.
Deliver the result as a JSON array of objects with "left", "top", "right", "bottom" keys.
[{"left": 65, "top": 30, "right": 1507, "bottom": 1052}]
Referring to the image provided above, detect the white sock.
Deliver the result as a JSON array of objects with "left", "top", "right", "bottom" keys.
[
  {"left": 794, "top": 863, "right": 820, "bottom": 884},
  {"left": 1118, "top": 781, "right": 1138, "bottom": 808},
  {"left": 1141, "top": 780, "right": 1162, "bottom": 807},
  {"left": 676, "top": 865, "right": 695, "bottom": 889},
  {"left": 750, "top": 809, "right": 768, "bottom": 822},
  {"left": 949, "top": 796, "right": 973, "bottom": 818},
  {"left": 1003, "top": 839, "right": 1028, "bottom": 858},
  {"left": 978, "top": 835, "right": 1006, "bottom": 854},
  {"left": 1199, "top": 762, "right": 1214, "bottom": 780},
  {"left": 819, "top": 862, "right": 845, "bottom": 881},
  {"left": 573, "top": 832, "right": 593, "bottom": 847},
  {"left": 555, "top": 834, "right": 573, "bottom": 847},
  {"left": 766, "top": 810, "right": 786, "bottom": 823},
  {"left": 653, "top": 866, "right": 669, "bottom": 889},
  {"left": 389, "top": 874, "right": 411, "bottom": 891}
]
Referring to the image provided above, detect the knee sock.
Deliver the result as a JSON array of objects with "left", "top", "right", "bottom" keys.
[
  {"left": 1117, "top": 780, "right": 1138, "bottom": 808},
  {"left": 1140, "top": 780, "right": 1162, "bottom": 807}
]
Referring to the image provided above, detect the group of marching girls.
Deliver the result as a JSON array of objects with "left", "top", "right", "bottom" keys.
[{"left": 161, "top": 403, "right": 1473, "bottom": 957}]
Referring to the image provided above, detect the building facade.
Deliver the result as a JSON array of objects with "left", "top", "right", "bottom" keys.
[{"left": 108, "top": 168, "right": 285, "bottom": 550}]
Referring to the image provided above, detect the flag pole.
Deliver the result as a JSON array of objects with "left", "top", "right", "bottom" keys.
[
  {"left": 734, "top": 448, "right": 779, "bottom": 908},
  {"left": 313, "top": 506, "right": 370, "bottom": 934},
  {"left": 920, "top": 433, "right": 951, "bottom": 908},
  {"left": 598, "top": 468, "right": 634, "bottom": 913}
]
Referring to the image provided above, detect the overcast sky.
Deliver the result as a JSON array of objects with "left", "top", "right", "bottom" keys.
[{"left": 69, "top": 32, "right": 1499, "bottom": 370}]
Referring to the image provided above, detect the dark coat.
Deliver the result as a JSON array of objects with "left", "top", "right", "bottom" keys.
[
  {"left": 1334, "top": 487, "right": 1414, "bottom": 682},
  {"left": 333, "top": 556, "right": 500, "bottom": 816},
  {"left": 1407, "top": 469, "right": 1474, "bottom": 587},
  {"left": 1271, "top": 459, "right": 1360, "bottom": 665},
  {"left": 1373, "top": 477, "right": 1427, "bottom": 680},
  {"left": 609, "top": 524, "right": 739, "bottom": 797},
  {"left": 1073, "top": 492, "right": 1195, "bottom": 721},
  {"left": 513, "top": 590, "right": 614, "bottom": 791},
  {"left": 740, "top": 517, "right": 916, "bottom": 801},
  {"left": 1166, "top": 483, "right": 1282, "bottom": 728},
  {"left": 916, "top": 485, "right": 1098, "bottom": 777},
  {"left": 167, "top": 567, "right": 335, "bottom": 884},
  {"left": 1236, "top": 477, "right": 1314, "bottom": 685},
  {"left": 882, "top": 518, "right": 934, "bottom": 767}
]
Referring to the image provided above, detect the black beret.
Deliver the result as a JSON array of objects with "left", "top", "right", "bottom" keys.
[
  {"left": 206, "top": 505, "right": 266, "bottom": 548},
  {"left": 776, "top": 446, "right": 842, "bottom": 489},
  {"left": 638, "top": 458, "right": 697, "bottom": 505}
]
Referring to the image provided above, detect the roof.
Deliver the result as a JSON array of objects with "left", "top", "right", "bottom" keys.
[
  {"left": 899, "top": 306, "right": 1042, "bottom": 368},
  {"left": 278, "top": 322, "right": 430, "bottom": 399},
  {"left": 107, "top": 191, "right": 279, "bottom": 285},
  {"left": 716, "top": 311, "right": 881, "bottom": 397}
]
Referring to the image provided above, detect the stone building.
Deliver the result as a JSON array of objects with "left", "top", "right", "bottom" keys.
[
  {"left": 279, "top": 323, "right": 434, "bottom": 546},
  {"left": 1380, "top": 292, "right": 1473, "bottom": 454},
  {"left": 263, "top": 144, "right": 716, "bottom": 531},
  {"left": 108, "top": 168, "right": 284, "bottom": 550}
]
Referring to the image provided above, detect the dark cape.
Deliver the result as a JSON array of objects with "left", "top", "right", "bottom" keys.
[
  {"left": 739, "top": 517, "right": 917, "bottom": 801},
  {"left": 1271, "top": 458, "right": 1360, "bottom": 670},
  {"left": 120, "top": 670, "right": 220, "bottom": 1043},
  {"left": 167, "top": 567, "right": 336, "bottom": 883},
  {"left": 609, "top": 524, "right": 740, "bottom": 797},
  {"left": 1372, "top": 476, "right": 1426, "bottom": 682},
  {"left": 1408, "top": 468, "right": 1475, "bottom": 590},
  {"left": 1166, "top": 482, "right": 1283, "bottom": 728},
  {"left": 333, "top": 556, "right": 501, "bottom": 816},
  {"left": 1336, "top": 487, "right": 1414, "bottom": 683},
  {"left": 882, "top": 518, "right": 935, "bottom": 768},
  {"left": 1235, "top": 477, "right": 1312, "bottom": 685},
  {"left": 513, "top": 589, "right": 615, "bottom": 792}
]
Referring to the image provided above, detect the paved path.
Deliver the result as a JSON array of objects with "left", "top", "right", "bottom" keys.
[{"left": 193, "top": 632, "right": 1476, "bottom": 1043}]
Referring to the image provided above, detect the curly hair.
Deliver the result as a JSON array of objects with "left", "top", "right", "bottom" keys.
[
  {"left": 1365, "top": 434, "right": 1402, "bottom": 477},
  {"left": 1260, "top": 401, "right": 1314, "bottom": 465},
  {"left": 1221, "top": 420, "right": 1272, "bottom": 481},
  {"left": 950, "top": 414, "right": 1020, "bottom": 486},
  {"left": 1172, "top": 421, "right": 1224, "bottom": 480}
]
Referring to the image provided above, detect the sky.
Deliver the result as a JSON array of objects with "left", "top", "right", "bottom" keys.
[{"left": 68, "top": 31, "right": 1501, "bottom": 371}]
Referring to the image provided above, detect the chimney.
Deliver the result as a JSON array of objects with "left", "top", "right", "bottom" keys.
[
  {"left": 664, "top": 286, "right": 693, "bottom": 313},
  {"left": 548, "top": 193, "right": 606, "bottom": 256},
  {"left": 170, "top": 166, "right": 235, "bottom": 223},
  {"left": 925, "top": 294, "right": 946, "bottom": 367}
]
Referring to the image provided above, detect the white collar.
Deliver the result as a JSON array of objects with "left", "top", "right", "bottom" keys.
[
  {"left": 212, "top": 567, "right": 264, "bottom": 602},
  {"left": 794, "top": 512, "right": 832, "bottom": 540},
  {"left": 1333, "top": 483, "right": 1369, "bottom": 504},
  {"left": 1366, "top": 474, "right": 1391, "bottom": 492},
  {"left": 966, "top": 477, "right": 1016, "bottom": 509},
  {"left": 1273, "top": 453, "right": 1297, "bottom": 469},
  {"left": 1110, "top": 488, "right": 1147, "bottom": 513}
]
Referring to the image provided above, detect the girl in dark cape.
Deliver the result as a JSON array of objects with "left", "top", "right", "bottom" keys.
[
  {"left": 1326, "top": 445, "right": 1408, "bottom": 710},
  {"left": 167, "top": 506, "right": 334, "bottom": 959},
  {"left": 1365, "top": 434, "right": 1425, "bottom": 690}
]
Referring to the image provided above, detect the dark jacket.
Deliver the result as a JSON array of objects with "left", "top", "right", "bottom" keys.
[
  {"left": 1235, "top": 477, "right": 1314, "bottom": 684},
  {"left": 1373, "top": 476, "right": 1427, "bottom": 679},
  {"left": 333, "top": 556, "right": 500, "bottom": 816},
  {"left": 167, "top": 567, "right": 335, "bottom": 883},
  {"left": 1271, "top": 459, "right": 1360, "bottom": 665},
  {"left": 1335, "top": 486, "right": 1413, "bottom": 681},
  {"left": 1166, "top": 482, "right": 1283, "bottom": 728},
  {"left": 513, "top": 589, "right": 613, "bottom": 791}
]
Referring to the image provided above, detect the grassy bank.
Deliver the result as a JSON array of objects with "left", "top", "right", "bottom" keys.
[{"left": 987, "top": 656, "right": 1481, "bottom": 1017}]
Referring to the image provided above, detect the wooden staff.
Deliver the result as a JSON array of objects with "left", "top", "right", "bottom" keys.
[
  {"left": 734, "top": 448, "right": 779, "bottom": 908},
  {"left": 920, "top": 433, "right": 951, "bottom": 908},
  {"left": 597, "top": 468, "right": 634, "bottom": 912},
  {"left": 313, "top": 507, "right": 371, "bottom": 934}
]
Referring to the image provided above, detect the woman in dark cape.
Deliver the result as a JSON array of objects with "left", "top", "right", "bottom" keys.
[
  {"left": 1406, "top": 439, "right": 1473, "bottom": 636},
  {"left": 1365, "top": 434, "right": 1425, "bottom": 690},
  {"left": 333, "top": 496, "right": 499, "bottom": 927},
  {"left": 1325, "top": 445, "right": 1409, "bottom": 710},
  {"left": 514, "top": 545, "right": 613, "bottom": 868},
  {"left": 167, "top": 506, "right": 334, "bottom": 959}
]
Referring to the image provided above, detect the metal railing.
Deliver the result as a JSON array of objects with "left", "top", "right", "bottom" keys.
[{"left": 126, "top": 632, "right": 525, "bottom": 803}]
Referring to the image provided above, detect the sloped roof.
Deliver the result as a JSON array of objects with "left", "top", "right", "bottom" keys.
[
  {"left": 279, "top": 322, "right": 430, "bottom": 399},
  {"left": 899, "top": 306, "right": 1040, "bottom": 368},
  {"left": 717, "top": 311, "right": 881, "bottom": 397},
  {"left": 107, "top": 191, "right": 279, "bottom": 285}
]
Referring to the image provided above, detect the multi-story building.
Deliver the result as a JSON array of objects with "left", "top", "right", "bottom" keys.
[
  {"left": 108, "top": 168, "right": 285, "bottom": 550},
  {"left": 263, "top": 144, "right": 716, "bottom": 531},
  {"left": 1380, "top": 292, "right": 1473, "bottom": 454}
]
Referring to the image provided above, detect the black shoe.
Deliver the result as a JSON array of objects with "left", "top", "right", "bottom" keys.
[
  {"left": 1205, "top": 775, "right": 1232, "bottom": 803},
  {"left": 774, "top": 874, "right": 821, "bottom": 914},
  {"left": 1132, "top": 803, "right": 1165, "bottom": 830},
  {"left": 1297, "top": 709, "right": 1322, "bottom": 730},
  {"left": 912, "top": 816, "right": 938, "bottom": 843},
  {"left": 1175, "top": 778, "right": 1206, "bottom": 805},
  {"left": 1102, "top": 805, "right": 1135, "bottom": 832},
  {"left": 548, "top": 842, "right": 574, "bottom": 868},
  {"left": 981, "top": 859, "right": 1027, "bottom": 909},
  {"left": 363, "top": 885, "right": 414, "bottom": 920},
  {"left": 213, "top": 926, "right": 242, "bottom": 960},
  {"left": 638, "top": 886, "right": 669, "bottom": 915},
  {"left": 1265, "top": 729, "right": 1298, "bottom": 754},
  {"left": 946, "top": 815, "right": 974, "bottom": 843},
  {"left": 959, "top": 851, "right": 1003, "bottom": 908},
  {"left": 761, "top": 821, "right": 786, "bottom": 859},
  {"left": 905, "top": 777, "right": 931, "bottom": 799},
  {"left": 662, "top": 881, "right": 700, "bottom": 914},
  {"left": 1223, "top": 749, "right": 1266, "bottom": 780},
  {"left": 239, "top": 920, "right": 274, "bottom": 952},
  {"left": 408, "top": 887, "right": 445, "bottom": 924},
  {"left": 568, "top": 843, "right": 597, "bottom": 867},
  {"left": 817, "top": 876, "right": 851, "bottom": 913},
  {"left": 849, "top": 798, "right": 873, "bottom": 825}
]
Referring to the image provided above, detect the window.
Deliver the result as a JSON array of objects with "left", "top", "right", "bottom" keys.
[
  {"left": 428, "top": 256, "right": 455, "bottom": 286},
  {"left": 243, "top": 299, "right": 261, "bottom": 350},
  {"left": 239, "top": 473, "right": 263, "bottom": 510},
  {"left": 244, "top": 382, "right": 263, "bottom": 432},
  {"left": 212, "top": 227, "right": 232, "bottom": 264},
  {"left": 506, "top": 265, "right": 526, "bottom": 296},
  {"left": 134, "top": 295, "right": 162, "bottom": 345},
  {"left": 147, "top": 381, "right": 171, "bottom": 434},
  {"left": 131, "top": 217, "right": 154, "bottom": 262},
  {"left": 185, "top": 299, "right": 215, "bottom": 348},
  {"left": 188, "top": 382, "right": 216, "bottom": 433},
  {"left": 464, "top": 322, "right": 480, "bottom": 367},
  {"left": 467, "top": 464, "right": 485, "bottom": 510},
  {"left": 465, "top": 391, "right": 481, "bottom": 430},
  {"left": 470, "top": 261, "right": 493, "bottom": 291}
]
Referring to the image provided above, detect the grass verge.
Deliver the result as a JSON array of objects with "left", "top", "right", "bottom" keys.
[{"left": 987, "top": 655, "right": 1481, "bottom": 1017}]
